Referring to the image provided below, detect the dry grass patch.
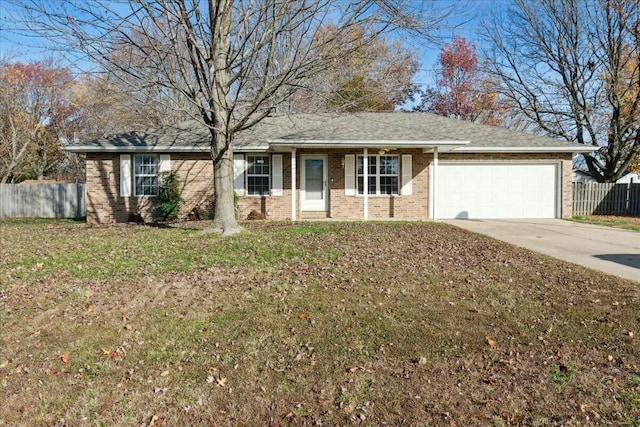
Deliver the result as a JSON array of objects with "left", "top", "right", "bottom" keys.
[
  {"left": 570, "top": 215, "right": 640, "bottom": 232},
  {"left": 1, "top": 220, "right": 639, "bottom": 426}
]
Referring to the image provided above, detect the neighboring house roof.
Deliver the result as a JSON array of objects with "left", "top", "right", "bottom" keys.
[
  {"left": 615, "top": 172, "right": 639, "bottom": 184},
  {"left": 573, "top": 170, "right": 640, "bottom": 183},
  {"left": 572, "top": 170, "right": 598, "bottom": 183},
  {"left": 63, "top": 112, "right": 597, "bottom": 153}
]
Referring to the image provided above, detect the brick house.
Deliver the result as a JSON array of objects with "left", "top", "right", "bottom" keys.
[{"left": 63, "top": 112, "right": 596, "bottom": 224}]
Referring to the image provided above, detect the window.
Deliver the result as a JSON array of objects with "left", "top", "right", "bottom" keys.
[
  {"left": 247, "top": 155, "right": 270, "bottom": 195},
  {"left": 357, "top": 155, "right": 399, "bottom": 195},
  {"left": 134, "top": 154, "right": 159, "bottom": 196}
]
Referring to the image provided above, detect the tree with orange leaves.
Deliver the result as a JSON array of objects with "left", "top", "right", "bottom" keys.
[
  {"left": 0, "top": 60, "right": 76, "bottom": 182},
  {"left": 417, "top": 36, "right": 506, "bottom": 126}
]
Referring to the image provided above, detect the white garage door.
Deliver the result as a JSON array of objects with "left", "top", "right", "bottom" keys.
[{"left": 435, "top": 163, "right": 558, "bottom": 219}]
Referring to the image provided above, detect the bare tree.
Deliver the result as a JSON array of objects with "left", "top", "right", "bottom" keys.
[
  {"left": 12, "top": 0, "right": 455, "bottom": 234},
  {"left": 483, "top": 0, "right": 640, "bottom": 182}
]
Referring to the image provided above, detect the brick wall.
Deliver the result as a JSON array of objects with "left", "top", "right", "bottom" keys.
[
  {"left": 85, "top": 153, "right": 213, "bottom": 224},
  {"left": 237, "top": 150, "right": 431, "bottom": 220},
  {"left": 325, "top": 149, "right": 429, "bottom": 219},
  {"left": 86, "top": 150, "right": 574, "bottom": 223}
]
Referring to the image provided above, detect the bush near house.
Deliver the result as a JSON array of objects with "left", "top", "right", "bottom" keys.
[{"left": 154, "top": 172, "right": 184, "bottom": 221}]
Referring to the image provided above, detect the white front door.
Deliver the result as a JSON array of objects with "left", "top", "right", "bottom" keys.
[{"left": 301, "top": 155, "right": 328, "bottom": 211}]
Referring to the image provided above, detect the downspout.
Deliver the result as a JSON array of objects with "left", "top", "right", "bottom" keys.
[
  {"left": 363, "top": 148, "right": 368, "bottom": 220},
  {"left": 291, "top": 148, "right": 296, "bottom": 221}
]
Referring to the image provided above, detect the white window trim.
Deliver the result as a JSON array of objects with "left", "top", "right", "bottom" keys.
[
  {"left": 233, "top": 153, "right": 246, "bottom": 196},
  {"left": 234, "top": 153, "right": 284, "bottom": 197},
  {"left": 133, "top": 154, "right": 160, "bottom": 197},
  {"left": 344, "top": 154, "right": 355, "bottom": 196},
  {"left": 246, "top": 154, "right": 271, "bottom": 196},
  {"left": 120, "top": 154, "right": 132, "bottom": 197},
  {"left": 401, "top": 154, "right": 412, "bottom": 196},
  {"left": 271, "top": 154, "right": 283, "bottom": 196},
  {"left": 356, "top": 154, "right": 400, "bottom": 196}
]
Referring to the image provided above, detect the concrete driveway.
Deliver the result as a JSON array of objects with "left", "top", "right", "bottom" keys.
[{"left": 444, "top": 219, "right": 640, "bottom": 283}]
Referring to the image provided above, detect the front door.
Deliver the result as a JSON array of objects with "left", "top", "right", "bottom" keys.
[{"left": 301, "top": 155, "right": 327, "bottom": 211}]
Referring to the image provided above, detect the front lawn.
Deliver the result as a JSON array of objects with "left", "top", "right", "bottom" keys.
[
  {"left": 570, "top": 215, "right": 640, "bottom": 232},
  {"left": 1, "top": 220, "right": 638, "bottom": 426}
]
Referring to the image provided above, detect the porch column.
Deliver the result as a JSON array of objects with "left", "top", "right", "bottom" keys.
[
  {"left": 431, "top": 147, "right": 438, "bottom": 220},
  {"left": 363, "top": 148, "right": 368, "bottom": 220},
  {"left": 291, "top": 148, "right": 297, "bottom": 221}
]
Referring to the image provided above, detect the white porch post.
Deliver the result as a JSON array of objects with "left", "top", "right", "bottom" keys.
[
  {"left": 291, "top": 148, "right": 297, "bottom": 221},
  {"left": 363, "top": 148, "right": 368, "bottom": 220},
  {"left": 431, "top": 147, "right": 438, "bottom": 220}
]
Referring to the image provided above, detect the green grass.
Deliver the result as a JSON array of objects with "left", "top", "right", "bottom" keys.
[
  {"left": 0, "top": 220, "right": 638, "bottom": 426},
  {"left": 570, "top": 215, "right": 640, "bottom": 231}
]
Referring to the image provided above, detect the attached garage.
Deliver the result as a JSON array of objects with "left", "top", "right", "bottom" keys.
[{"left": 435, "top": 162, "right": 559, "bottom": 219}]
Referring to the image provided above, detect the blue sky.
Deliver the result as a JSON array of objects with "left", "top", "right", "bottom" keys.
[{"left": 0, "top": 0, "right": 507, "bottom": 87}]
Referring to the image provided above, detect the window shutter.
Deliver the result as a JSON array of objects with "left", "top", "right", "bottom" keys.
[
  {"left": 120, "top": 154, "right": 132, "bottom": 197},
  {"left": 233, "top": 153, "right": 246, "bottom": 196},
  {"left": 159, "top": 154, "right": 171, "bottom": 173},
  {"left": 401, "top": 154, "right": 412, "bottom": 196},
  {"left": 345, "top": 154, "right": 355, "bottom": 196},
  {"left": 271, "top": 154, "right": 283, "bottom": 196}
]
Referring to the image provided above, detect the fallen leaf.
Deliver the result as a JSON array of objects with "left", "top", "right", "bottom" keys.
[
  {"left": 36, "top": 262, "right": 44, "bottom": 269},
  {"left": 510, "top": 414, "right": 525, "bottom": 423},
  {"left": 348, "top": 366, "right": 358, "bottom": 373},
  {"left": 487, "top": 338, "right": 497, "bottom": 349},
  {"left": 148, "top": 414, "right": 163, "bottom": 426},
  {"left": 86, "top": 304, "right": 94, "bottom": 312},
  {"left": 216, "top": 377, "right": 227, "bottom": 387},
  {"left": 61, "top": 353, "right": 69, "bottom": 364},
  {"left": 160, "top": 370, "right": 169, "bottom": 377},
  {"left": 418, "top": 356, "right": 427, "bottom": 365},
  {"left": 206, "top": 375, "right": 215, "bottom": 383}
]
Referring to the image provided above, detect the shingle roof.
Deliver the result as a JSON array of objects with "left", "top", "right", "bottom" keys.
[{"left": 63, "top": 112, "right": 596, "bottom": 153}]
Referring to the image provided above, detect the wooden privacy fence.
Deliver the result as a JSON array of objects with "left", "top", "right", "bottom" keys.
[
  {"left": 573, "top": 183, "right": 640, "bottom": 216},
  {"left": 0, "top": 183, "right": 86, "bottom": 218}
]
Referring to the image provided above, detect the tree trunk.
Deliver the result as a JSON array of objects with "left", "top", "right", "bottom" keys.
[
  {"left": 201, "top": 0, "right": 240, "bottom": 236},
  {"left": 208, "top": 138, "right": 241, "bottom": 236}
]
